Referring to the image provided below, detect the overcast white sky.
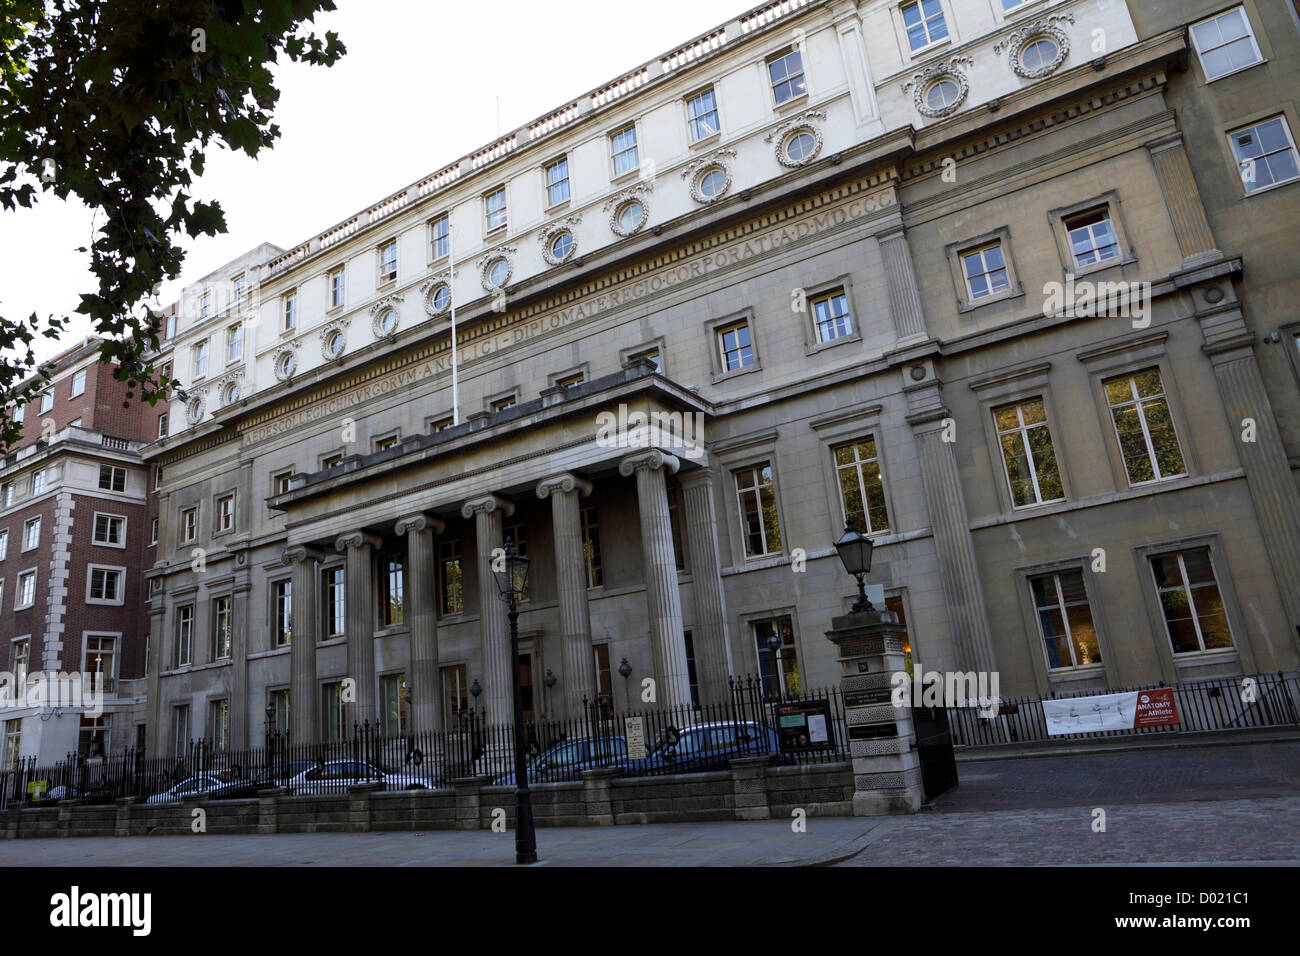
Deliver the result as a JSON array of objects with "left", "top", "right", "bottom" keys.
[{"left": 0, "top": 0, "right": 752, "bottom": 365}]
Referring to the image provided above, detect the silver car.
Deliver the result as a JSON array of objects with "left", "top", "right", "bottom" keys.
[
  {"left": 145, "top": 773, "right": 227, "bottom": 804},
  {"left": 282, "top": 759, "right": 438, "bottom": 796}
]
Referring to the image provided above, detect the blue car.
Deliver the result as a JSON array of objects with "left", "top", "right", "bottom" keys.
[
  {"left": 494, "top": 736, "right": 628, "bottom": 787},
  {"left": 627, "top": 721, "right": 782, "bottom": 776}
]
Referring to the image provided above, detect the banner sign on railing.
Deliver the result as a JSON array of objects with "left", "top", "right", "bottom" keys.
[{"left": 1043, "top": 688, "right": 1180, "bottom": 736}]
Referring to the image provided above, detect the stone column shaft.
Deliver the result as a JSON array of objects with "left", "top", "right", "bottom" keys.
[
  {"left": 538, "top": 475, "right": 595, "bottom": 718},
  {"left": 230, "top": 584, "right": 251, "bottom": 750},
  {"left": 336, "top": 532, "right": 382, "bottom": 731},
  {"left": 397, "top": 515, "right": 445, "bottom": 733},
  {"left": 877, "top": 225, "right": 928, "bottom": 341},
  {"left": 144, "top": 603, "right": 165, "bottom": 756},
  {"left": 462, "top": 495, "right": 514, "bottom": 723},
  {"left": 620, "top": 451, "right": 692, "bottom": 709},
  {"left": 680, "top": 469, "right": 733, "bottom": 704},
  {"left": 285, "top": 546, "right": 322, "bottom": 742},
  {"left": 1146, "top": 133, "right": 1221, "bottom": 266}
]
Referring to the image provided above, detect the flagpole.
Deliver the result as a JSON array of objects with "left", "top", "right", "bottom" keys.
[{"left": 448, "top": 211, "right": 460, "bottom": 427}]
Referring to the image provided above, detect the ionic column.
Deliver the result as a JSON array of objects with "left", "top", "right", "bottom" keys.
[
  {"left": 619, "top": 451, "right": 692, "bottom": 709},
  {"left": 284, "top": 545, "right": 323, "bottom": 741},
  {"left": 876, "top": 224, "right": 928, "bottom": 341},
  {"left": 396, "top": 514, "right": 446, "bottom": 733},
  {"left": 679, "top": 468, "right": 734, "bottom": 704},
  {"left": 335, "top": 531, "right": 383, "bottom": 731},
  {"left": 907, "top": 408, "right": 996, "bottom": 675},
  {"left": 537, "top": 474, "right": 595, "bottom": 718},
  {"left": 461, "top": 494, "right": 515, "bottom": 723}
]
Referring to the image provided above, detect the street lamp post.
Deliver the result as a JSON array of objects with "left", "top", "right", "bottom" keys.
[
  {"left": 833, "top": 519, "right": 876, "bottom": 614},
  {"left": 766, "top": 631, "right": 783, "bottom": 699},
  {"left": 493, "top": 537, "right": 537, "bottom": 865}
]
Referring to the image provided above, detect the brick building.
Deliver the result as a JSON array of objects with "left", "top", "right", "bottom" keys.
[{"left": 1, "top": 337, "right": 169, "bottom": 765}]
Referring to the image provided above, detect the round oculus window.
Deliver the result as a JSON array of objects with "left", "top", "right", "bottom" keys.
[
  {"left": 378, "top": 309, "right": 397, "bottom": 335},
  {"left": 222, "top": 382, "right": 239, "bottom": 405},
  {"left": 785, "top": 131, "right": 817, "bottom": 164},
  {"left": 1021, "top": 38, "right": 1059, "bottom": 74},
  {"left": 550, "top": 231, "right": 574, "bottom": 262},
  {"left": 326, "top": 330, "right": 345, "bottom": 357},
  {"left": 698, "top": 167, "right": 727, "bottom": 199},
  {"left": 926, "top": 78, "right": 961, "bottom": 112},
  {"left": 432, "top": 285, "right": 451, "bottom": 311},
  {"left": 616, "top": 200, "right": 645, "bottom": 234},
  {"left": 488, "top": 258, "right": 510, "bottom": 287},
  {"left": 277, "top": 351, "right": 296, "bottom": 379}
]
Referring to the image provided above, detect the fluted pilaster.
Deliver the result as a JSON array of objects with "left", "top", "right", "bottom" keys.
[
  {"left": 461, "top": 495, "right": 515, "bottom": 722},
  {"left": 538, "top": 474, "right": 595, "bottom": 717},
  {"left": 620, "top": 451, "right": 693, "bottom": 709},
  {"left": 877, "top": 225, "right": 928, "bottom": 341},
  {"left": 336, "top": 531, "right": 383, "bottom": 730},
  {"left": 679, "top": 468, "right": 733, "bottom": 704},
  {"left": 1146, "top": 133, "right": 1222, "bottom": 267},
  {"left": 397, "top": 514, "right": 446, "bottom": 732}
]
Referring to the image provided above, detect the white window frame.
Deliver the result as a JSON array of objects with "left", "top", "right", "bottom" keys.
[
  {"left": 610, "top": 124, "right": 639, "bottom": 178},
  {"left": 733, "top": 462, "right": 783, "bottom": 558},
  {"left": 1229, "top": 115, "right": 1300, "bottom": 195},
  {"left": 328, "top": 267, "right": 346, "bottom": 309},
  {"left": 176, "top": 605, "right": 194, "bottom": 667},
  {"left": 82, "top": 632, "right": 119, "bottom": 693},
  {"left": 22, "top": 516, "right": 40, "bottom": 552},
  {"left": 810, "top": 289, "right": 853, "bottom": 344},
  {"left": 1189, "top": 6, "right": 1264, "bottom": 82},
  {"left": 900, "top": 0, "right": 950, "bottom": 54},
  {"left": 226, "top": 323, "right": 243, "bottom": 364},
  {"left": 212, "top": 595, "right": 233, "bottom": 660},
  {"left": 216, "top": 492, "right": 236, "bottom": 533},
  {"left": 86, "top": 564, "right": 126, "bottom": 606},
  {"left": 1028, "top": 570, "right": 1102, "bottom": 671},
  {"left": 30, "top": 469, "right": 46, "bottom": 496},
  {"left": 0, "top": 529, "right": 7, "bottom": 560},
  {"left": 685, "top": 86, "right": 721, "bottom": 142},
  {"left": 98, "top": 464, "right": 126, "bottom": 492},
  {"left": 180, "top": 507, "right": 198, "bottom": 544},
  {"left": 71, "top": 368, "right": 87, "bottom": 397},
  {"left": 767, "top": 48, "right": 808, "bottom": 106},
  {"left": 283, "top": 290, "right": 298, "bottom": 331},
  {"left": 544, "top": 156, "right": 570, "bottom": 208},
  {"left": 15, "top": 569, "right": 37, "bottom": 610},
  {"left": 993, "top": 398, "right": 1065, "bottom": 508},
  {"left": 150, "top": 517, "right": 159, "bottom": 545},
  {"left": 429, "top": 214, "right": 450, "bottom": 260},
  {"left": 484, "top": 186, "right": 508, "bottom": 234},
  {"left": 92, "top": 511, "right": 127, "bottom": 548},
  {"left": 378, "top": 238, "right": 398, "bottom": 284},
  {"left": 1104, "top": 370, "right": 1187, "bottom": 486},
  {"left": 1149, "top": 548, "right": 1236, "bottom": 655},
  {"left": 39, "top": 388, "right": 54, "bottom": 413}
]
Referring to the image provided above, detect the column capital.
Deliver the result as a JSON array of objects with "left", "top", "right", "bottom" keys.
[
  {"left": 536, "top": 473, "right": 593, "bottom": 500},
  {"left": 282, "top": 544, "right": 326, "bottom": 565},
  {"left": 618, "top": 450, "right": 680, "bottom": 478},
  {"left": 460, "top": 494, "right": 515, "bottom": 520},
  {"left": 677, "top": 467, "right": 715, "bottom": 491},
  {"left": 395, "top": 513, "right": 446, "bottom": 536},
  {"left": 335, "top": 531, "right": 384, "bottom": 553}
]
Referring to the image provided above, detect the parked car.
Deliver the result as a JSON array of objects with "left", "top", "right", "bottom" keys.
[
  {"left": 494, "top": 736, "right": 628, "bottom": 787},
  {"left": 282, "top": 760, "right": 437, "bottom": 796},
  {"left": 626, "top": 721, "right": 782, "bottom": 776},
  {"left": 144, "top": 774, "right": 227, "bottom": 804},
  {"left": 204, "top": 761, "right": 318, "bottom": 800}
]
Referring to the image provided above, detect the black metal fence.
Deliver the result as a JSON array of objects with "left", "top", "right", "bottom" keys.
[
  {"left": 949, "top": 671, "right": 1300, "bottom": 747},
  {"left": 0, "top": 677, "right": 849, "bottom": 810}
]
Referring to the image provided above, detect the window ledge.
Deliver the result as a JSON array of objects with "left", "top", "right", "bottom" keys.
[
  {"left": 326, "top": 305, "right": 345, "bottom": 317},
  {"left": 610, "top": 168, "right": 642, "bottom": 187},
  {"left": 957, "top": 286, "right": 1025, "bottom": 315},
  {"left": 689, "top": 131, "right": 723, "bottom": 151},
  {"left": 544, "top": 199, "right": 571, "bottom": 215},
  {"left": 711, "top": 364, "right": 761, "bottom": 386},
  {"left": 1067, "top": 253, "right": 1138, "bottom": 281},
  {"left": 1241, "top": 175, "right": 1300, "bottom": 199},
  {"left": 805, "top": 332, "right": 862, "bottom": 357},
  {"left": 906, "top": 36, "right": 952, "bottom": 63},
  {"left": 772, "top": 92, "right": 810, "bottom": 115},
  {"left": 377, "top": 278, "right": 397, "bottom": 293}
]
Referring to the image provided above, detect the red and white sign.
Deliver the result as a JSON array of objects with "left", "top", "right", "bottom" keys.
[{"left": 1043, "top": 688, "right": 1180, "bottom": 736}]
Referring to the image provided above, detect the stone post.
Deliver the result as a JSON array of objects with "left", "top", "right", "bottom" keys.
[
  {"left": 619, "top": 450, "right": 693, "bottom": 709},
  {"left": 396, "top": 514, "right": 446, "bottom": 733},
  {"left": 729, "top": 755, "right": 772, "bottom": 820},
  {"left": 537, "top": 474, "right": 595, "bottom": 718},
  {"left": 826, "top": 610, "right": 925, "bottom": 814},
  {"left": 679, "top": 468, "right": 734, "bottom": 704},
  {"left": 461, "top": 495, "right": 515, "bottom": 722},
  {"left": 580, "top": 767, "right": 619, "bottom": 826}
]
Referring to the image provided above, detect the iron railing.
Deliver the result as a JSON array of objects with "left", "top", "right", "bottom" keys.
[
  {"left": 0, "top": 677, "right": 849, "bottom": 809},
  {"left": 949, "top": 671, "right": 1300, "bottom": 747}
]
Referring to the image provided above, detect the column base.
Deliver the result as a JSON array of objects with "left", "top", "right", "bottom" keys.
[{"left": 852, "top": 787, "right": 923, "bottom": 816}]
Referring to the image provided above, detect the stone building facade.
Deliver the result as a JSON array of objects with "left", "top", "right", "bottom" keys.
[{"left": 142, "top": 0, "right": 1300, "bottom": 753}]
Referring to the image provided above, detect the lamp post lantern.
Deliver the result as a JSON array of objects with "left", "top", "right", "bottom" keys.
[
  {"left": 833, "top": 519, "right": 876, "bottom": 614},
  {"left": 766, "top": 631, "right": 783, "bottom": 699},
  {"left": 493, "top": 536, "right": 537, "bottom": 865}
]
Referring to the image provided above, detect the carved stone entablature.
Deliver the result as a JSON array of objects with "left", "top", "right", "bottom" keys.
[
  {"left": 319, "top": 316, "right": 350, "bottom": 361},
  {"left": 902, "top": 55, "right": 974, "bottom": 118},
  {"left": 369, "top": 293, "right": 404, "bottom": 339},
  {"left": 994, "top": 15, "right": 1074, "bottom": 79},
  {"left": 765, "top": 110, "right": 827, "bottom": 168},
  {"left": 420, "top": 273, "right": 452, "bottom": 317},
  {"left": 604, "top": 182, "right": 653, "bottom": 237},
  {"left": 272, "top": 340, "right": 301, "bottom": 383},
  {"left": 477, "top": 246, "right": 517, "bottom": 292},
  {"left": 539, "top": 215, "right": 582, "bottom": 266},
  {"left": 681, "top": 148, "right": 738, "bottom": 204}
]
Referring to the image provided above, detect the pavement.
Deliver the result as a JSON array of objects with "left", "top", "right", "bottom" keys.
[{"left": 2, "top": 740, "right": 1297, "bottom": 866}]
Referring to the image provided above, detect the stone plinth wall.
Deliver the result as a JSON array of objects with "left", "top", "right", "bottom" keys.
[{"left": 2, "top": 760, "right": 854, "bottom": 839}]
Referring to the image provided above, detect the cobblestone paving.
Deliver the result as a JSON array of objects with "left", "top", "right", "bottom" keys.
[{"left": 836, "top": 797, "right": 1300, "bottom": 866}]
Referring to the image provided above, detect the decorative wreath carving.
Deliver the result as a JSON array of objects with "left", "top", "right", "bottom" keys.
[
  {"left": 765, "top": 110, "right": 826, "bottom": 168},
  {"left": 319, "top": 317, "right": 350, "bottom": 360},
  {"left": 901, "top": 55, "right": 973, "bottom": 118},
  {"left": 539, "top": 215, "right": 582, "bottom": 266},
  {"left": 369, "top": 293, "right": 404, "bottom": 339},
  {"left": 477, "top": 246, "right": 517, "bottom": 292},
  {"left": 604, "top": 182, "right": 653, "bottom": 237},
  {"left": 272, "top": 342, "right": 300, "bottom": 383},
  {"left": 994, "top": 15, "right": 1073, "bottom": 79},
  {"left": 420, "top": 274, "right": 452, "bottom": 316},
  {"left": 681, "top": 148, "right": 737, "bottom": 204}
]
